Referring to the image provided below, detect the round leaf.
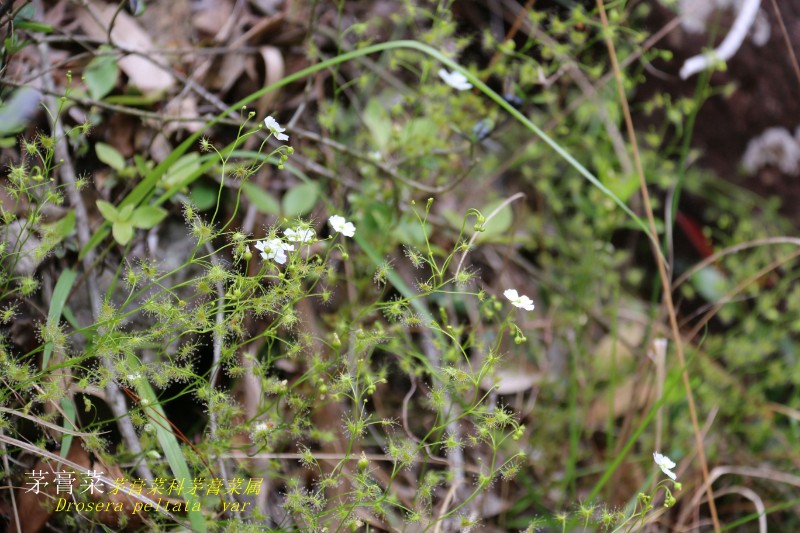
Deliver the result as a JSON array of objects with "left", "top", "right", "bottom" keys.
[
  {"left": 96, "top": 200, "right": 119, "bottom": 223},
  {"left": 282, "top": 183, "right": 319, "bottom": 217},
  {"left": 242, "top": 181, "right": 280, "bottom": 215},
  {"left": 131, "top": 205, "right": 167, "bottom": 229},
  {"left": 84, "top": 53, "right": 119, "bottom": 100},
  {"left": 95, "top": 142, "right": 126, "bottom": 172},
  {"left": 112, "top": 221, "right": 133, "bottom": 245}
]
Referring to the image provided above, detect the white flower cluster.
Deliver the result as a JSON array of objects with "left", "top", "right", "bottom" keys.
[
  {"left": 254, "top": 216, "right": 356, "bottom": 265},
  {"left": 254, "top": 238, "right": 294, "bottom": 265}
]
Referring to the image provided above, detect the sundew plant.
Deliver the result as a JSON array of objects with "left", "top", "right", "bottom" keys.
[{"left": 2, "top": 0, "right": 800, "bottom": 531}]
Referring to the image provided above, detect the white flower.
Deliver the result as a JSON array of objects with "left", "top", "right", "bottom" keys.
[
  {"left": 284, "top": 227, "right": 315, "bottom": 243},
  {"left": 653, "top": 452, "right": 677, "bottom": 480},
  {"left": 263, "top": 116, "right": 289, "bottom": 141},
  {"left": 254, "top": 238, "right": 294, "bottom": 264},
  {"left": 504, "top": 289, "right": 535, "bottom": 311},
  {"left": 329, "top": 215, "right": 356, "bottom": 237},
  {"left": 438, "top": 68, "right": 472, "bottom": 91}
]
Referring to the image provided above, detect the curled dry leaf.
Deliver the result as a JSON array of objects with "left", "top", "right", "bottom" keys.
[{"left": 255, "top": 46, "right": 285, "bottom": 119}]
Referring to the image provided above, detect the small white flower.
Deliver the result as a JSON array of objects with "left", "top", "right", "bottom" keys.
[
  {"left": 329, "top": 215, "right": 356, "bottom": 237},
  {"left": 263, "top": 116, "right": 289, "bottom": 141},
  {"left": 504, "top": 289, "right": 535, "bottom": 311},
  {"left": 284, "top": 227, "right": 315, "bottom": 243},
  {"left": 653, "top": 452, "right": 677, "bottom": 480},
  {"left": 438, "top": 68, "right": 473, "bottom": 91},
  {"left": 254, "top": 238, "right": 294, "bottom": 264}
]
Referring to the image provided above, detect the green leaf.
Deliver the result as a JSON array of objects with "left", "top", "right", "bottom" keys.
[
  {"left": 95, "top": 142, "right": 126, "bottom": 172},
  {"left": 118, "top": 203, "right": 135, "bottom": 222},
  {"left": 363, "top": 98, "right": 392, "bottom": 152},
  {"left": 134, "top": 154, "right": 152, "bottom": 177},
  {"left": 161, "top": 153, "right": 201, "bottom": 190},
  {"left": 282, "top": 182, "right": 319, "bottom": 217},
  {"left": 691, "top": 265, "right": 729, "bottom": 303},
  {"left": 84, "top": 52, "right": 119, "bottom": 100},
  {"left": 112, "top": 221, "right": 133, "bottom": 245},
  {"left": 242, "top": 181, "right": 280, "bottom": 215},
  {"left": 131, "top": 205, "right": 167, "bottom": 229},
  {"left": 42, "top": 268, "right": 77, "bottom": 369},
  {"left": 392, "top": 216, "right": 430, "bottom": 247},
  {"left": 59, "top": 398, "right": 77, "bottom": 460},
  {"left": 96, "top": 200, "right": 119, "bottom": 223},
  {"left": 15, "top": 21, "right": 53, "bottom": 33},
  {"left": 189, "top": 183, "right": 218, "bottom": 211},
  {"left": 40, "top": 210, "right": 76, "bottom": 240}
]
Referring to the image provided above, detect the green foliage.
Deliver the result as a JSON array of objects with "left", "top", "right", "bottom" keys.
[
  {"left": 3, "top": 1, "right": 800, "bottom": 531},
  {"left": 96, "top": 199, "right": 167, "bottom": 245},
  {"left": 83, "top": 47, "right": 119, "bottom": 101}
]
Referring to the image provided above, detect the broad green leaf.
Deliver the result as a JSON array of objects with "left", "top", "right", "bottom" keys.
[
  {"left": 363, "top": 99, "right": 392, "bottom": 152},
  {"left": 118, "top": 203, "right": 135, "bottom": 221},
  {"left": 189, "top": 183, "right": 218, "bottom": 211},
  {"left": 392, "top": 216, "right": 430, "bottom": 247},
  {"left": 40, "top": 210, "right": 76, "bottom": 240},
  {"left": 134, "top": 154, "right": 152, "bottom": 177},
  {"left": 84, "top": 52, "right": 119, "bottom": 100},
  {"left": 96, "top": 200, "right": 119, "bottom": 222},
  {"left": 161, "top": 153, "right": 201, "bottom": 190},
  {"left": 131, "top": 205, "right": 167, "bottom": 229},
  {"left": 16, "top": 21, "right": 53, "bottom": 33},
  {"left": 95, "top": 142, "right": 126, "bottom": 171},
  {"left": 242, "top": 181, "right": 280, "bottom": 215},
  {"left": 477, "top": 199, "right": 513, "bottom": 240},
  {"left": 42, "top": 268, "right": 77, "bottom": 369},
  {"left": 59, "top": 398, "right": 77, "bottom": 460},
  {"left": 112, "top": 221, "right": 133, "bottom": 245},
  {"left": 691, "top": 265, "right": 729, "bottom": 303},
  {"left": 282, "top": 182, "right": 319, "bottom": 217}
]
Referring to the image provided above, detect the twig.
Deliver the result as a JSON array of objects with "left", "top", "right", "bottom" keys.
[
  {"left": 680, "top": 0, "right": 762, "bottom": 79},
  {"left": 595, "top": 1, "right": 721, "bottom": 530}
]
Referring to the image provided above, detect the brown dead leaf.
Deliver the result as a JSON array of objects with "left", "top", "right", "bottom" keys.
[
  {"left": 162, "top": 96, "right": 206, "bottom": 136},
  {"left": 592, "top": 320, "right": 646, "bottom": 379},
  {"left": 586, "top": 376, "right": 657, "bottom": 428},
  {"left": 76, "top": 1, "right": 175, "bottom": 95},
  {"left": 255, "top": 46, "right": 285, "bottom": 118},
  {"left": 192, "top": 0, "right": 235, "bottom": 36},
  {"left": 480, "top": 368, "right": 542, "bottom": 394}
]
